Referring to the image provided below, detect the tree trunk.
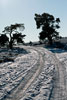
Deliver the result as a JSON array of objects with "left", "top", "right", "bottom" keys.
[
  {"left": 48, "top": 36, "right": 53, "bottom": 45},
  {"left": 9, "top": 41, "right": 13, "bottom": 49},
  {"left": 9, "top": 31, "right": 13, "bottom": 49}
]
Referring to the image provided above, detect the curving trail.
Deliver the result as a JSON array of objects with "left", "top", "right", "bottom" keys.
[
  {"left": 4, "top": 47, "right": 45, "bottom": 100},
  {"left": 45, "top": 50, "right": 67, "bottom": 100},
  {"left": 50, "top": 53, "right": 67, "bottom": 100},
  {"left": 0, "top": 46, "right": 67, "bottom": 100}
]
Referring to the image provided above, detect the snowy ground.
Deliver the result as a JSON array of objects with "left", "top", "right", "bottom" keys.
[
  {"left": 20, "top": 48, "right": 55, "bottom": 100},
  {"left": 0, "top": 47, "right": 39, "bottom": 99},
  {"left": 56, "top": 52, "right": 67, "bottom": 72},
  {"left": 0, "top": 46, "right": 67, "bottom": 100}
]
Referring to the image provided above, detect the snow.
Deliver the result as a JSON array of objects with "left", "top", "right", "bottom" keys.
[
  {"left": 0, "top": 48, "right": 39, "bottom": 99},
  {"left": 20, "top": 47, "right": 56, "bottom": 100},
  {"left": 0, "top": 46, "right": 67, "bottom": 100},
  {"left": 55, "top": 52, "right": 67, "bottom": 72}
]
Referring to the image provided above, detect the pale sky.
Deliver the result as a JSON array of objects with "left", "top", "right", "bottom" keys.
[{"left": 0, "top": 0, "right": 67, "bottom": 42}]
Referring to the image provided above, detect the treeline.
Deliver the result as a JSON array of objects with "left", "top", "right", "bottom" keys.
[{"left": 0, "top": 12, "right": 61, "bottom": 49}]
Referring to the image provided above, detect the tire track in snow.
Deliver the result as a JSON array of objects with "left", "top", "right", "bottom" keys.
[
  {"left": 0, "top": 47, "right": 39, "bottom": 100},
  {"left": 48, "top": 52, "right": 67, "bottom": 100},
  {"left": 1, "top": 46, "right": 67, "bottom": 100},
  {"left": 37, "top": 48, "right": 67, "bottom": 100},
  {"left": 4, "top": 47, "right": 44, "bottom": 100},
  {"left": 21, "top": 48, "right": 55, "bottom": 100}
]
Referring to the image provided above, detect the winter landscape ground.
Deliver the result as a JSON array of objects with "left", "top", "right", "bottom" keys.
[{"left": 0, "top": 45, "right": 67, "bottom": 100}]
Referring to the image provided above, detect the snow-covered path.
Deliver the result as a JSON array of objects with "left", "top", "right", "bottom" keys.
[
  {"left": 0, "top": 47, "right": 40, "bottom": 99},
  {"left": 0, "top": 46, "right": 67, "bottom": 100},
  {"left": 47, "top": 52, "right": 67, "bottom": 100},
  {"left": 5, "top": 47, "right": 45, "bottom": 100},
  {"left": 53, "top": 52, "right": 67, "bottom": 99}
]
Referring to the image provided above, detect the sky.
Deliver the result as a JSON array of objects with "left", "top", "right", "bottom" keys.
[{"left": 0, "top": 0, "right": 67, "bottom": 42}]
